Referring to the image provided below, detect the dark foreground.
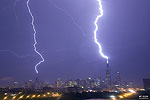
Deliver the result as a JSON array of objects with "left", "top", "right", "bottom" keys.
[
  {"left": 60, "top": 91, "right": 150, "bottom": 100},
  {"left": 0, "top": 90, "right": 150, "bottom": 100}
]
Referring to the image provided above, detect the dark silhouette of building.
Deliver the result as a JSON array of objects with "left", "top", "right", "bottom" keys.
[
  {"left": 143, "top": 79, "right": 150, "bottom": 90},
  {"left": 116, "top": 72, "right": 121, "bottom": 87},
  {"left": 105, "top": 63, "right": 111, "bottom": 87}
]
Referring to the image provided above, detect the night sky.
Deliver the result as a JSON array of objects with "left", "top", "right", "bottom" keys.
[{"left": 0, "top": 0, "right": 149, "bottom": 86}]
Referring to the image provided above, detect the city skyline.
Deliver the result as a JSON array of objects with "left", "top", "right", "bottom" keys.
[{"left": 0, "top": 65, "right": 136, "bottom": 89}]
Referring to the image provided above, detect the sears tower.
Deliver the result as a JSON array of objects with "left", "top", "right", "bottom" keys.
[{"left": 105, "top": 62, "right": 111, "bottom": 87}]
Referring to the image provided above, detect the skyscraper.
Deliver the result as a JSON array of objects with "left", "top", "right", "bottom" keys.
[
  {"left": 13, "top": 82, "right": 18, "bottom": 88},
  {"left": 24, "top": 80, "right": 33, "bottom": 89},
  {"left": 116, "top": 72, "right": 121, "bottom": 87},
  {"left": 105, "top": 63, "right": 111, "bottom": 87},
  {"left": 56, "top": 78, "right": 62, "bottom": 88}
]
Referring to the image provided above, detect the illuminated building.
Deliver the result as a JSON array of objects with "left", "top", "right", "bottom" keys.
[
  {"left": 94, "top": 77, "right": 101, "bottom": 88},
  {"left": 68, "top": 80, "right": 77, "bottom": 87},
  {"left": 13, "top": 82, "right": 18, "bottom": 88},
  {"left": 122, "top": 81, "right": 128, "bottom": 88},
  {"left": 57, "top": 78, "right": 62, "bottom": 88},
  {"left": 129, "top": 81, "right": 133, "bottom": 88},
  {"left": 86, "top": 77, "right": 93, "bottom": 89},
  {"left": 116, "top": 72, "right": 121, "bottom": 87},
  {"left": 25, "top": 80, "right": 33, "bottom": 89},
  {"left": 75, "top": 79, "right": 86, "bottom": 89}
]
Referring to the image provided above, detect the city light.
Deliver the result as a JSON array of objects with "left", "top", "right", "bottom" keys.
[
  {"left": 12, "top": 96, "right": 16, "bottom": 99},
  {"left": 128, "top": 89, "right": 136, "bottom": 93},
  {"left": 31, "top": 94, "right": 36, "bottom": 98},
  {"left": 18, "top": 92, "right": 22, "bottom": 94},
  {"left": 26, "top": 95, "right": 30, "bottom": 98},
  {"left": 1, "top": 92, "right": 62, "bottom": 100},
  {"left": 43, "top": 94, "right": 46, "bottom": 97},
  {"left": 37, "top": 95, "right": 41, "bottom": 98},
  {"left": 3, "top": 96, "right": 8, "bottom": 100},
  {"left": 110, "top": 95, "right": 116, "bottom": 100},
  {"left": 0, "top": 0, "right": 148, "bottom": 100},
  {"left": 119, "top": 95, "right": 123, "bottom": 99},
  {"left": 4, "top": 93, "right": 7, "bottom": 95},
  {"left": 118, "top": 90, "right": 136, "bottom": 99},
  {"left": 19, "top": 95, "right": 24, "bottom": 99}
]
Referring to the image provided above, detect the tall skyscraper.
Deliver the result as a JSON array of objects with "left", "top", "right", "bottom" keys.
[
  {"left": 116, "top": 72, "right": 121, "bottom": 86},
  {"left": 34, "top": 76, "right": 40, "bottom": 89},
  {"left": 24, "top": 80, "right": 33, "bottom": 89},
  {"left": 13, "top": 82, "right": 18, "bottom": 88},
  {"left": 105, "top": 63, "right": 111, "bottom": 87},
  {"left": 56, "top": 78, "right": 62, "bottom": 88}
]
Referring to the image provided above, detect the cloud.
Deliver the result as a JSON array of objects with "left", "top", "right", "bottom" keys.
[{"left": 0, "top": 77, "right": 13, "bottom": 81}]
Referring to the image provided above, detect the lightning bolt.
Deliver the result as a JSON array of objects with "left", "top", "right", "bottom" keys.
[
  {"left": 0, "top": 49, "right": 36, "bottom": 58},
  {"left": 27, "top": 0, "right": 44, "bottom": 74},
  {"left": 94, "top": 0, "right": 109, "bottom": 64}
]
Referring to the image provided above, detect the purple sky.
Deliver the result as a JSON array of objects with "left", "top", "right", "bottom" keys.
[{"left": 0, "top": 0, "right": 149, "bottom": 86}]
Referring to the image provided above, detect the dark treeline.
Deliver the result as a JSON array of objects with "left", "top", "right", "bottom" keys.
[{"left": 60, "top": 92, "right": 119, "bottom": 100}]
